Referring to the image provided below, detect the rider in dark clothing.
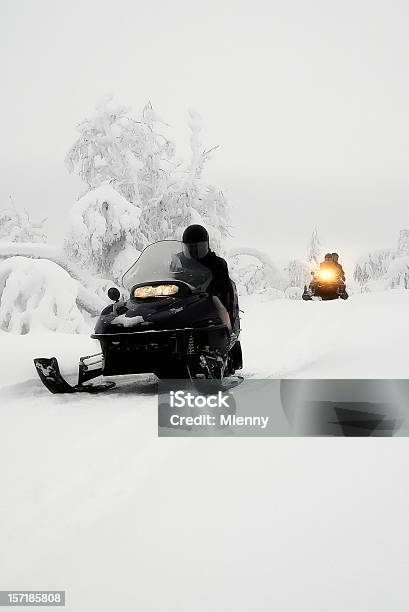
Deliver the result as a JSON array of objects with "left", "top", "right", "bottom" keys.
[
  {"left": 318, "top": 252, "right": 346, "bottom": 281},
  {"left": 319, "top": 252, "right": 335, "bottom": 270},
  {"left": 318, "top": 253, "right": 341, "bottom": 276},
  {"left": 316, "top": 252, "right": 347, "bottom": 297},
  {"left": 182, "top": 224, "right": 236, "bottom": 326},
  {"left": 331, "top": 252, "right": 346, "bottom": 281},
  {"left": 305, "top": 252, "right": 348, "bottom": 300}
]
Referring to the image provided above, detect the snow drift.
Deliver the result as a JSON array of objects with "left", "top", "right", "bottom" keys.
[{"left": 0, "top": 257, "right": 89, "bottom": 334}]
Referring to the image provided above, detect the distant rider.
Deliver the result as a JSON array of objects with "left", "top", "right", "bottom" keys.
[
  {"left": 331, "top": 252, "right": 346, "bottom": 281},
  {"left": 319, "top": 252, "right": 336, "bottom": 271},
  {"left": 315, "top": 252, "right": 347, "bottom": 297}
]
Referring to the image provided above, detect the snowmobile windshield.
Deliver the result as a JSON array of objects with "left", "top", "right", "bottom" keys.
[{"left": 122, "top": 240, "right": 213, "bottom": 291}]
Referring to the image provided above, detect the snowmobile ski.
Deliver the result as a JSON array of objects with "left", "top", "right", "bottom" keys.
[
  {"left": 34, "top": 357, "right": 116, "bottom": 394},
  {"left": 220, "top": 375, "right": 244, "bottom": 390}
]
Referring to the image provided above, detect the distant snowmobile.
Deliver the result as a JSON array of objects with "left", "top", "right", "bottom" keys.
[
  {"left": 302, "top": 266, "right": 349, "bottom": 301},
  {"left": 34, "top": 240, "right": 243, "bottom": 393}
]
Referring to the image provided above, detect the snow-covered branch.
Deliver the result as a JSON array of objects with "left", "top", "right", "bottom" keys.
[{"left": 228, "top": 247, "right": 286, "bottom": 289}]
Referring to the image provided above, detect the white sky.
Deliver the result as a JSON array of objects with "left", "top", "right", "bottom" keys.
[{"left": 1, "top": 0, "right": 408, "bottom": 268}]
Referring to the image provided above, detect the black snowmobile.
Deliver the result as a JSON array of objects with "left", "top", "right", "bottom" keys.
[
  {"left": 34, "top": 240, "right": 243, "bottom": 393},
  {"left": 302, "top": 268, "right": 349, "bottom": 301}
]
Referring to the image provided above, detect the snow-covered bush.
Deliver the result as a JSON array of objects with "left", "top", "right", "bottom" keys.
[
  {"left": 64, "top": 183, "right": 142, "bottom": 283},
  {"left": 229, "top": 258, "right": 269, "bottom": 295},
  {"left": 65, "top": 98, "right": 230, "bottom": 278},
  {"left": 354, "top": 229, "right": 409, "bottom": 292},
  {"left": 285, "top": 286, "right": 303, "bottom": 300},
  {"left": 285, "top": 259, "right": 311, "bottom": 290},
  {"left": 385, "top": 256, "right": 409, "bottom": 289},
  {"left": 0, "top": 257, "right": 88, "bottom": 334},
  {"left": 354, "top": 249, "right": 393, "bottom": 288},
  {"left": 0, "top": 206, "right": 47, "bottom": 243}
]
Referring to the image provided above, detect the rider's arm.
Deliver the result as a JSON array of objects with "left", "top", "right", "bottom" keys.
[{"left": 211, "top": 257, "right": 234, "bottom": 317}]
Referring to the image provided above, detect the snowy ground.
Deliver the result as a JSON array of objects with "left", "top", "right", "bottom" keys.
[
  {"left": 243, "top": 289, "right": 409, "bottom": 378},
  {"left": 0, "top": 291, "right": 408, "bottom": 611}
]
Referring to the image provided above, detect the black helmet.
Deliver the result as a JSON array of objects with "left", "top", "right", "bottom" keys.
[
  {"left": 331, "top": 252, "right": 339, "bottom": 262},
  {"left": 182, "top": 224, "right": 210, "bottom": 260},
  {"left": 324, "top": 253, "right": 333, "bottom": 261}
]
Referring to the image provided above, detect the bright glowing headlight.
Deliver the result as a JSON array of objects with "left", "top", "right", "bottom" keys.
[
  {"left": 318, "top": 269, "right": 336, "bottom": 281},
  {"left": 133, "top": 284, "right": 179, "bottom": 298}
]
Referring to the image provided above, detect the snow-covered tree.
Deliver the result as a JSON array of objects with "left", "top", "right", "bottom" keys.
[
  {"left": 64, "top": 183, "right": 142, "bottom": 283},
  {"left": 65, "top": 98, "right": 230, "bottom": 277},
  {"left": 127, "top": 108, "right": 229, "bottom": 252},
  {"left": 307, "top": 227, "right": 321, "bottom": 269},
  {"left": 0, "top": 203, "right": 47, "bottom": 243},
  {"left": 272, "top": 228, "right": 321, "bottom": 297},
  {"left": 178, "top": 110, "right": 229, "bottom": 252},
  {"left": 65, "top": 96, "right": 174, "bottom": 207}
]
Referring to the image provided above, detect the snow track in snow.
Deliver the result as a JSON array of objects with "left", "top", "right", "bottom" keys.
[{"left": 240, "top": 289, "right": 409, "bottom": 378}]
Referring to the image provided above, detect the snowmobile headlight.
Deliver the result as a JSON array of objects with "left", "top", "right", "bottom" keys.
[
  {"left": 133, "top": 284, "right": 179, "bottom": 298},
  {"left": 318, "top": 269, "right": 336, "bottom": 282}
]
